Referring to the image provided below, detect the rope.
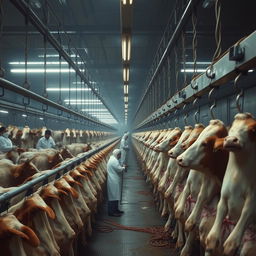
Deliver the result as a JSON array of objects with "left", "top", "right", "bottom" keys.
[{"left": 95, "top": 219, "right": 174, "bottom": 248}]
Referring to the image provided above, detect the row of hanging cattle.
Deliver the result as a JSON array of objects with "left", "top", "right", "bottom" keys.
[
  {"left": 2, "top": 125, "right": 113, "bottom": 149},
  {"left": 0, "top": 136, "right": 118, "bottom": 255},
  {"left": 133, "top": 112, "right": 256, "bottom": 256}
]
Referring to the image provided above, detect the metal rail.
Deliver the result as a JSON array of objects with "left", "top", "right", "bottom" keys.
[
  {"left": 9, "top": 0, "right": 119, "bottom": 124},
  {"left": 135, "top": 31, "right": 256, "bottom": 129},
  {"left": 0, "top": 137, "right": 120, "bottom": 213},
  {"left": 133, "top": 0, "right": 200, "bottom": 123},
  {"left": 0, "top": 78, "right": 115, "bottom": 130}
]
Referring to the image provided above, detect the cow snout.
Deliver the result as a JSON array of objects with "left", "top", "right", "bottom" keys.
[
  {"left": 177, "top": 156, "right": 186, "bottom": 167},
  {"left": 181, "top": 143, "right": 187, "bottom": 150},
  {"left": 224, "top": 136, "right": 241, "bottom": 151}
]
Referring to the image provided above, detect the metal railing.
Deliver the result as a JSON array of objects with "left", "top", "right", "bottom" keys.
[{"left": 0, "top": 137, "right": 120, "bottom": 213}]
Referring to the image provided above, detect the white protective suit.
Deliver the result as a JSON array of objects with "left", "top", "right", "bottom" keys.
[
  {"left": 120, "top": 134, "right": 129, "bottom": 165},
  {"left": 0, "top": 135, "right": 14, "bottom": 153},
  {"left": 107, "top": 149, "right": 125, "bottom": 201}
]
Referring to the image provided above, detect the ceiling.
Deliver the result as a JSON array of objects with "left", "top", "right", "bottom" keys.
[
  {"left": 0, "top": 0, "right": 173, "bottom": 129},
  {"left": 0, "top": 0, "right": 256, "bottom": 130}
]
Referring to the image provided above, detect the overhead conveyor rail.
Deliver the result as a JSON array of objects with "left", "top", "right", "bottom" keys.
[
  {"left": 132, "top": 0, "right": 256, "bottom": 131},
  {"left": 5, "top": 0, "right": 119, "bottom": 128},
  {"left": 0, "top": 78, "right": 115, "bottom": 130},
  {"left": 136, "top": 31, "right": 256, "bottom": 130},
  {"left": 0, "top": 137, "right": 120, "bottom": 213}
]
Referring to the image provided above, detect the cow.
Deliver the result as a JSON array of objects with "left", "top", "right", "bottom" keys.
[
  {"left": 18, "top": 151, "right": 63, "bottom": 171},
  {"left": 11, "top": 193, "right": 60, "bottom": 256},
  {"left": 206, "top": 113, "right": 256, "bottom": 256},
  {"left": 65, "top": 143, "right": 92, "bottom": 156},
  {"left": 0, "top": 159, "right": 39, "bottom": 187},
  {"left": 0, "top": 214, "right": 40, "bottom": 256},
  {"left": 40, "top": 184, "right": 76, "bottom": 256}
]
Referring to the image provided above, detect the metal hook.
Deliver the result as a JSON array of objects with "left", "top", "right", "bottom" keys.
[
  {"left": 183, "top": 104, "right": 188, "bottom": 126},
  {"left": 208, "top": 87, "right": 216, "bottom": 119},
  {"left": 234, "top": 73, "right": 244, "bottom": 113},
  {"left": 193, "top": 97, "right": 200, "bottom": 123}
]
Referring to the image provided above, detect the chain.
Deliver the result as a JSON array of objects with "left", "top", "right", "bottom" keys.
[
  {"left": 192, "top": 8, "right": 198, "bottom": 79},
  {"left": 181, "top": 31, "right": 187, "bottom": 87},
  {"left": 0, "top": 0, "right": 5, "bottom": 77}
]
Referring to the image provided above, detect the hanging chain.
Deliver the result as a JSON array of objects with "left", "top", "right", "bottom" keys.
[
  {"left": 75, "top": 53, "right": 78, "bottom": 112},
  {"left": 0, "top": 0, "right": 5, "bottom": 77},
  {"left": 213, "top": 0, "right": 222, "bottom": 61},
  {"left": 174, "top": 45, "right": 179, "bottom": 92},
  {"left": 181, "top": 31, "right": 187, "bottom": 88},
  {"left": 68, "top": 40, "right": 71, "bottom": 108},
  {"left": 23, "top": 5, "right": 30, "bottom": 89},
  {"left": 58, "top": 25, "right": 62, "bottom": 105},
  {"left": 192, "top": 8, "right": 198, "bottom": 79}
]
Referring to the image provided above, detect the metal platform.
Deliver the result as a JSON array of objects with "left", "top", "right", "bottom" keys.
[{"left": 78, "top": 148, "right": 176, "bottom": 256}]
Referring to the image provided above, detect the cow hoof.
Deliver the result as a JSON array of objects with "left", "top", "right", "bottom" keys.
[
  {"left": 185, "top": 218, "right": 195, "bottom": 232},
  {"left": 206, "top": 233, "right": 220, "bottom": 251},
  {"left": 175, "top": 208, "right": 183, "bottom": 219},
  {"left": 223, "top": 238, "right": 239, "bottom": 256}
]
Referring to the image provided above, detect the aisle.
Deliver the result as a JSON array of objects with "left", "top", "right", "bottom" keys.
[{"left": 78, "top": 147, "right": 176, "bottom": 256}]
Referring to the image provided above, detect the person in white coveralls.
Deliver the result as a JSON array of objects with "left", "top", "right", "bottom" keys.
[
  {"left": 120, "top": 133, "right": 129, "bottom": 166},
  {"left": 107, "top": 149, "right": 126, "bottom": 217}
]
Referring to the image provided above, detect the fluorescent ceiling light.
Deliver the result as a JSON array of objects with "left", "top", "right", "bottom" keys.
[
  {"left": 124, "top": 96, "right": 128, "bottom": 103},
  {"left": 184, "top": 61, "right": 211, "bottom": 65},
  {"left": 64, "top": 99, "right": 100, "bottom": 102},
  {"left": 180, "top": 69, "right": 206, "bottom": 73},
  {"left": 10, "top": 68, "right": 86, "bottom": 73},
  {"left": 38, "top": 54, "right": 76, "bottom": 58},
  {"left": 39, "top": 117, "right": 44, "bottom": 120},
  {"left": 123, "top": 68, "right": 129, "bottom": 82},
  {"left": 9, "top": 61, "right": 83, "bottom": 65},
  {"left": 127, "top": 38, "right": 131, "bottom": 61},
  {"left": 122, "top": 38, "right": 127, "bottom": 61},
  {"left": 124, "top": 85, "right": 128, "bottom": 94},
  {"left": 81, "top": 109, "right": 108, "bottom": 111},
  {"left": 0, "top": 110, "right": 8, "bottom": 114},
  {"left": 22, "top": 114, "right": 27, "bottom": 117},
  {"left": 66, "top": 102, "right": 102, "bottom": 105},
  {"left": 47, "top": 88, "right": 93, "bottom": 91}
]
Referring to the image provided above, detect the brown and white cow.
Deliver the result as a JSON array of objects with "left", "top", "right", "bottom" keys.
[
  {"left": 0, "top": 214, "right": 39, "bottom": 256},
  {"left": 206, "top": 113, "right": 256, "bottom": 256},
  {"left": 0, "top": 159, "right": 39, "bottom": 187}
]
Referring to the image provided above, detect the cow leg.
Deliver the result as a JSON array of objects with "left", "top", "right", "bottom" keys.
[
  {"left": 185, "top": 177, "right": 214, "bottom": 232},
  {"left": 161, "top": 198, "right": 168, "bottom": 217},
  {"left": 175, "top": 184, "right": 190, "bottom": 219},
  {"left": 206, "top": 197, "right": 228, "bottom": 253},
  {"left": 223, "top": 195, "right": 255, "bottom": 256},
  {"left": 180, "top": 230, "right": 196, "bottom": 256},
  {"left": 172, "top": 221, "right": 178, "bottom": 240},
  {"left": 176, "top": 220, "right": 185, "bottom": 248}
]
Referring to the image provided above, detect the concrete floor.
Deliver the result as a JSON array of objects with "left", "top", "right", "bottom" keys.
[{"left": 78, "top": 146, "right": 177, "bottom": 256}]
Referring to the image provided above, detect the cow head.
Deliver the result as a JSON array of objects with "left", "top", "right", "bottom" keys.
[
  {"left": 21, "top": 126, "right": 30, "bottom": 141},
  {"left": 54, "top": 179, "right": 79, "bottom": 198},
  {"left": 168, "top": 124, "right": 204, "bottom": 159},
  {"left": 65, "top": 128, "right": 71, "bottom": 137},
  {"left": 12, "top": 160, "right": 39, "bottom": 185},
  {"left": 60, "top": 147, "right": 74, "bottom": 159},
  {"left": 177, "top": 120, "right": 228, "bottom": 179},
  {"left": 223, "top": 113, "right": 256, "bottom": 152},
  {"left": 83, "top": 144, "right": 92, "bottom": 152},
  {"left": 0, "top": 214, "right": 40, "bottom": 248},
  {"left": 48, "top": 153, "right": 64, "bottom": 168},
  {"left": 154, "top": 128, "right": 182, "bottom": 152},
  {"left": 14, "top": 194, "right": 55, "bottom": 223}
]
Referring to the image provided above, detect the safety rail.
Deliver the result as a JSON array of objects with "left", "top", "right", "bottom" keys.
[
  {"left": 135, "top": 31, "right": 256, "bottom": 130},
  {"left": 0, "top": 137, "right": 120, "bottom": 213}
]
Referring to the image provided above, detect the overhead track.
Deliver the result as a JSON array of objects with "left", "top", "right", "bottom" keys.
[
  {"left": 0, "top": 78, "right": 115, "bottom": 130},
  {"left": 9, "top": 0, "right": 119, "bottom": 125}
]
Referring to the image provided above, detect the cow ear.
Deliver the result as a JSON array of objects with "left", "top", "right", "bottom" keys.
[{"left": 213, "top": 137, "right": 225, "bottom": 152}]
